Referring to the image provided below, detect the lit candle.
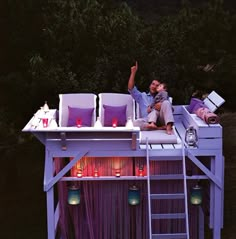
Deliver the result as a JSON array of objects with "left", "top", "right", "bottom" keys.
[
  {"left": 77, "top": 168, "right": 83, "bottom": 178},
  {"left": 191, "top": 198, "right": 202, "bottom": 205},
  {"left": 93, "top": 168, "right": 99, "bottom": 177},
  {"left": 115, "top": 169, "right": 121, "bottom": 177},
  {"left": 42, "top": 118, "right": 48, "bottom": 128},
  {"left": 76, "top": 118, "right": 82, "bottom": 128},
  {"left": 112, "top": 117, "right": 118, "bottom": 128},
  {"left": 138, "top": 166, "right": 144, "bottom": 177}
]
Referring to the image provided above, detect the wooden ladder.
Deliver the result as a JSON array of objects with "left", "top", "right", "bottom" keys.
[{"left": 146, "top": 141, "right": 189, "bottom": 239}]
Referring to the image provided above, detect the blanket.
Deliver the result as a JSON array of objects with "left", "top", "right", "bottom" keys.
[
  {"left": 187, "top": 97, "right": 205, "bottom": 113},
  {"left": 195, "top": 107, "right": 220, "bottom": 124},
  {"left": 188, "top": 97, "right": 220, "bottom": 124}
]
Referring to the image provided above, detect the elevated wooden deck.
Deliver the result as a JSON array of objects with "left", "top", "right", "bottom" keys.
[
  {"left": 22, "top": 104, "right": 224, "bottom": 239},
  {"left": 22, "top": 105, "right": 222, "bottom": 153}
]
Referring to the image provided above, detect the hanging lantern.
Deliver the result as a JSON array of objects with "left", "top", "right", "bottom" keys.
[
  {"left": 128, "top": 185, "right": 140, "bottom": 206},
  {"left": 190, "top": 184, "right": 203, "bottom": 205},
  {"left": 68, "top": 186, "right": 80, "bottom": 205},
  {"left": 185, "top": 126, "right": 198, "bottom": 146}
]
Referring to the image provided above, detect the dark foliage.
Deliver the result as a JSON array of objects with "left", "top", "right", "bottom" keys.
[{"left": 0, "top": 0, "right": 235, "bottom": 155}]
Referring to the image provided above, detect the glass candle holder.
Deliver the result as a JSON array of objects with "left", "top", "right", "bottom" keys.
[
  {"left": 42, "top": 118, "right": 49, "bottom": 128},
  {"left": 76, "top": 118, "right": 82, "bottom": 128},
  {"left": 115, "top": 169, "right": 121, "bottom": 177},
  {"left": 77, "top": 168, "right": 83, "bottom": 178},
  {"left": 112, "top": 117, "right": 118, "bottom": 128},
  {"left": 93, "top": 168, "right": 99, "bottom": 177},
  {"left": 138, "top": 166, "right": 144, "bottom": 177}
]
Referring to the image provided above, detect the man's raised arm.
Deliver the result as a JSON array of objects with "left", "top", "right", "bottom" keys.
[{"left": 128, "top": 61, "right": 138, "bottom": 90}]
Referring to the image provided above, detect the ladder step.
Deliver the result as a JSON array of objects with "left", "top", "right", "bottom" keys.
[
  {"left": 149, "top": 156, "right": 183, "bottom": 161},
  {"left": 150, "top": 174, "right": 184, "bottom": 180},
  {"left": 152, "top": 213, "right": 186, "bottom": 219},
  {"left": 152, "top": 233, "right": 187, "bottom": 239},
  {"left": 150, "top": 193, "right": 185, "bottom": 200}
]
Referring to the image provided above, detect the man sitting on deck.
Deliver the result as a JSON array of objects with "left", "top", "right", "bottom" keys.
[{"left": 128, "top": 61, "right": 174, "bottom": 134}]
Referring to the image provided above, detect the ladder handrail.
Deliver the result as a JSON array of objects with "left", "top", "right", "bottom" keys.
[
  {"left": 182, "top": 141, "right": 190, "bottom": 239},
  {"left": 145, "top": 138, "right": 152, "bottom": 239},
  {"left": 146, "top": 138, "right": 190, "bottom": 239}
]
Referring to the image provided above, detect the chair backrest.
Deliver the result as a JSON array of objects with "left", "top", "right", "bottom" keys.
[
  {"left": 98, "top": 93, "right": 135, "bottom": 126},
  {"left": 203, "top": 91, "right": 225, "bottom": 112},
  {"left": 59, "top": 93, "right": 97, "bottom": 127},
  {"left": 135, "top": 101, "right": 141, "bottom": 119}
]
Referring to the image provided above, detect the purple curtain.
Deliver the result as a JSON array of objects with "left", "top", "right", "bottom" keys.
[{"left": 55, "top": 157, "right": 200, "bottom": 239}]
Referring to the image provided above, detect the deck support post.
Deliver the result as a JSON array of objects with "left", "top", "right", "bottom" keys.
[
  {"left": 212, "top": 154, "right": 224, "bottom": 239},
  {"left": 46, "top": 188, "right": 55, "bottom": 239},
  {"left": 44, "top": 149, "right": 55, "bottom": 239},
  {"left": 199, "top": 206, "right": 205, "bottom": 239}
]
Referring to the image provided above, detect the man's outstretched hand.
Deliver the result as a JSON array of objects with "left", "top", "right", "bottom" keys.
[
  {"left": 128, "top": 61, "right": 138, "bottom": 90},
  {"left": 131, "top": 61, "right": 138, "bottom": 74}
]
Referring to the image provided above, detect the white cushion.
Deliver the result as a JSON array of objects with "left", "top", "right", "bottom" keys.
[
  {"left": 203, "top": 91, "right": 225, "bottom": 112},
  {"left": 140, "top": 130, "right": 179, "bottom": 144}
]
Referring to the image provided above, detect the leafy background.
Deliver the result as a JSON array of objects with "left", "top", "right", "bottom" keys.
[{"left": 0, "top": 0, "right": 235, "bottom": 238}]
